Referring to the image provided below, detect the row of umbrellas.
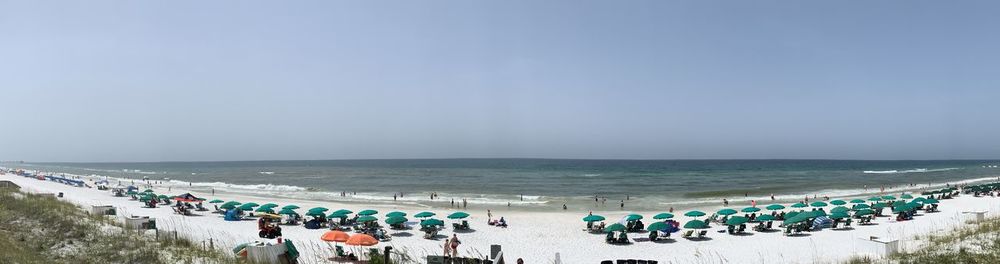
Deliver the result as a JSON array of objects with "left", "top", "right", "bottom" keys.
[{"left": 206, "top": 200, "right": 471, "bottom": 226}]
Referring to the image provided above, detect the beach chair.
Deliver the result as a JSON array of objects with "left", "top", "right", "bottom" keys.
[
  {"left": 697, "top": 230, "right": 707, "bottom": 238},
  {"left": 682, "top": 230, "right": 693, "bottom": 238},
  {"left": 845, "top": 218, "right": 852, "bottom": 227},
  {"left": 831, "top": 221, "right": 839, "bottom": 229},
  {"left": 783, "top": 226, "right": 793, "bottom": 236}
]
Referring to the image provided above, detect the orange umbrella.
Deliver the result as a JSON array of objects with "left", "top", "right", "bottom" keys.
[
  {"left": 320, "top": 230, "right": 350, "bottom": 242},
  {"left": 345, "top": 233, "right": 378, "bottom": 246}
]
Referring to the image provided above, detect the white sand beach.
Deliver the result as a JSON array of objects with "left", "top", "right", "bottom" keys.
[{"left": 5, "top": 173, "right": 1000, "bottom": 263}]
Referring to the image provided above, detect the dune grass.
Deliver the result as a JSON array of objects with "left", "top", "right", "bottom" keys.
[
  {"left": 0, "top": 188, "right": 240, "bottom": 264},
  {"left": 846, "top": 216, "right": 1000, "bottom": 264}
]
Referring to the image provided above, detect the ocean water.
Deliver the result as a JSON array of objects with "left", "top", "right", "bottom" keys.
[{"left": 8, "top": 159, "right": 1000, "bottom": 211}]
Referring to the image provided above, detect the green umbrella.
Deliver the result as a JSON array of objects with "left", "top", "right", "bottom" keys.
[
  {"left": 386, "top": 211, "right": 407, "bottom": 218},
  {"left": 328, "top": 212, "right": 348, "bottom": 218},
  {"left": 785, "top": 211, "right": 800, "bottom": 219},
  {"left": 307, "top": 207, "right": 328, "bottom": 213},
  {"left": 742, "top": 207, "right": 761, "bottom": 213},
  {"left": 278, "top": 208, "right": 298, "bottom": 215},
  {"left": 853, "top": 204, "right": 870, "bottom": 210},
  {"left": 605, "top": 223, "right": 626, "bottom": 232},
  {"left": 139, "top": 196, "right": 152, "bottom": 202},
  {"left": 224, "top": 201, "right": 242, "bottom": 206},
  {"left": 855, "top": 209, "right": 875, "bottom": 216},
  {"left": 242, "top": 202, "right": 260, "bottom": 207},
  {"left": 683, "top": 220, "right": 708, "bottom": 229},
  {"left": 220, "top": 203, "right": 238, "bottom": 210},
  {"left": 646, "top": 221, "right": 669, "bottom": 232},
  {"left": 281, "top": 205, "right": 300, "bottom": 210},
  {"left": 357, "top": 215, "right": 378, "bottom": 222},
  {"left": 255, "top": 207, "right": 275, "bottom": 213},
  {"left": 652, "top": 213, "right": 674, "bottom": 220},
  {"left": 900, "top": 194, "right": 914, "bottom": 199},
  {"left": 385, "top": 216, "right": 408, "bottom": 225},
  {"left": 260, "top": 203, "right": 279, "bottom": 208},
  {"left": 783, "top": 214, "right": 811, "bottom": 225},
  {"left": 448, "top": 212, "right": 470, "bottom": 219},
  {"left": 830, "top": 206, "right": 850, "bottom": 213},
  {"left": 583, "top": 215, "right": 606, "bottom": 222},
  {"left": 891, "top": 200, "right": 906, "bottom": 207},
  {"left": 420, "top": 218, "right": 444, "bottom": 226},
  {"left": 143, "top": 189, "right": 154, "bottom": 193},
  {"left": 924, "top": 198, "right": 939, "bottom": 204},
  {"left": 209, "top": 199, "right": 225, "bottom": 203},
  {"left": 790, "top": 203, "right": 807, "bottom": 208},
  {"left": 872, "top": 203, "right": 887, "bottom": 209},
  {"left": 358, "top": 209, "right": 378, "bottom": 216},
  {"left": 625, "top": 214, "right": 643, "bottom": 221},
  {"left": 332, "top": 209, "right": 353, "bottom": 215},
  {"left": 829, "top": 212, "right": 850, "bottom": 219},
  {"left": 756, "top": 215, "right": 776, "bottom": 222},
  {"left": 684, "top": 211, "right": 706, "bottom": 217},
  {"left": 305, "top": 211, "right": 326, "bottom": 217},
  {"left": 830, "top": 200, "right": 846, "bottom": 205},
  {"left": 892, "top": 205, "right": 912, "bottom": 213},
  {"left": 237, "top": 204, "right": 256, "bottom": 211},
  {"left": 882, "top": 195, "right": 896, "bottom": 200},
  {"left": 868, "top": 197, "right": 882, "bottom": 202},
  {"left": 725, "top": 216, "right": 749, "bottom": 226},
  {"left": 912, "top": 197, "right": 926, "bottom": 203},
  {"left": 765, "top": 204, "right": 785, "bottom": 210},
  {"left": 414, "top": 211, "right": 436, "bottom": 218},
  {"left": 810, "top": 201, "right": 828, "bottom": 207},
  {"left": 849, "top": 199, "right": 866, "bottom": 204},
  {"left": 717, "top": 208, "right": 738, "bottom": 216}
]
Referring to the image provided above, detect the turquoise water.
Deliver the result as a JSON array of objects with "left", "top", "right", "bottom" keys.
[{"left": 9, "top": 159, "right": 1000, "bottom": 211}]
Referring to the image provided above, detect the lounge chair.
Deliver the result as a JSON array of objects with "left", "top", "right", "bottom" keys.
[
  {"left": 682, "top": 230, "right": 693, "bottom": 238},
  {"left": 831, "top": 221, "right": 839, "bottom": 229},
  {"left": 845, "top": 218, "right": 852, "bottom": 227},
  {"left": 783, "top": 226, "right": 793, "bottom": 236},
  {"left": 697, "top": 230, "right": 707, "bottom": 238}
]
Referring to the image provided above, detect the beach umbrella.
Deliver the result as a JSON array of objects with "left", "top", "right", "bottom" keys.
[
  {"left": 139, "top": 196, "right": 152, "bottom": 202},
  {"left": 320, "top": 230, "right": 350, "bottom": 242},
  {"left": 717, "top": 208, "right": 738, "bottom": 216},
  {"left": 625, "top": 214, "right": 643, "bottom": 221},
  {"left": 583, "top": 215, "right": 606, "bottom": 222},
  {"left": 810, "top": 201, "right": 828, "bottom": 207},
  {"left": 829, "top": 212, "right": 850, "bottom": 219},
  {"left": 255, "top": 207, "right": 275, "bottom": 213},
  {"left": 278, "top": 208, "right": 298, "bottom": 215},
  {"left": 790, "top": 203, "right": 807, "bottom": 208},
  {"left": 414, "top": 211, "right": 436, "bottom": 218},
  {"left": 358, "top": 209, "right": 378, "bottom": 216},
  {"left": 683, "top": 220, "right": 708, "bottom": 229},
  {"left": 725, "top": 216, "right": 749, "bottom": 226},
  {"left": 830, "top": 200, "right": 846, "bottom": 206},
  {"left": 242, "top": 202, "right": 260, "bottom": 207},
  {"left": 447, "top": 212, "right": 470, "bottom": 219},
  {"left": 605, "top": 223, "right": 626, "bottom": 232},
  {"left": 853, "top": 204, "right": 870, "bottom": 210},
  {"left": 765, "top": 204, "right": 785, "bottom": 210},
  {"left": 385, "top": 216, "right": 408, "bottom": 225},
  {"left": 143, "top": 189, "right": 154, "bottom": 193},
  {"left": 260, "top": 203, "right": 279, "bottom": 208},
  {"left": 868, "top": 197, "right": 882, "bottom": 202},
  {"left": 420, "top": 218, "right": 444, "bottom": 226},
  {"left": 742, "top": 207, "right": 761, "bottom": 213},
  {"left": 224, "top": 201, "right": 242, "bottom": 205},
  {"left": 892, "top": 205, "right": 912, "bottom": 213},
  {"left": 281, "top": 205, "right": 300, "bottom": 210},
  {"left": 209, "top": 199, "right": 225, "bottom": 203},
  {"left": 328, "top": 213, "right": 348, "bottom": 219},
  {"left": 332, "top": 209, "right": 353, "bottom": 215},
  {"left": 307, "top": 207, "right": 328, "bottom": 213},
  {"left": 684, "top": 211, "right": 706, "bottom": 217},
  {"left": 891, "top": 200, "right": 906, "bottom": 207},
  {"left": 220, "top": 203, "right": 238, "bottom": 210},
  {"left": 345, "top": 234, "right": 378, "bottom": 246},
  {"left": 872, "top": 203, "right": 887, "bottom": 209},
  {"left": 924, "top": 198, "right": 939, "bottom": 204},
  {"left": 653, "top": 213, "right": 674, "bottom": 220},
  {"left": 305, "top": 211, "right": 325, "bottom": 217},
  {"left": 855, "top": 209, "right": 875, "bottom": 216},
  {"left": 882, "top": 195, "right": 896, "bottom": 200},
  {"left": 783, "top": 214, "right": 811, "bottom": 225},
  {"left": 901, "top": 194, "right": 914, "bottom": 199},
  {"left": 386, "top": 211, "right": 406, "bottom": 218},
  {"left": 756, "top": 215, "right": 776, "bottom": 222},
  {"left": 830, "top": 206, "right": 850, "bottom": 213},
  {"left": 850, "top": 199, "right": 866, "bottom": 204},
  {"left": 238, "top": 204, "right": 257, "bottom": 211},
  {"left": 646, "top": 221, "right": 669, "bottom": 232},
  {"left": 912, "top": 197, "right": 927, "bottom": 203}
]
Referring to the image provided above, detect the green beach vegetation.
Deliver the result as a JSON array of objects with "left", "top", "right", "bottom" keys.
[
  {"left": 0, "top": 188, "right": 239, "bottom": 264},
  {"left": 847, "top": 216, "right": 1000, "bottom": 264}
]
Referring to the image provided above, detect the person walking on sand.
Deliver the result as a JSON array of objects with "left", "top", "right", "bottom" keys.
[
  {"left": 449, "top": 234, "right": 461, "bottom": 257},
  {"left": 620, "top": 200, "right": 624, "bottom": 209}
]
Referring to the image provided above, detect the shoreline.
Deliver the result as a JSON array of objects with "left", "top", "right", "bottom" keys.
[{"left": 6, "top": 170, "right": 1000, "bottom": 263}]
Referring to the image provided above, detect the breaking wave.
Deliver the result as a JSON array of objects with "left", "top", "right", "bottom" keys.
[{"left": 863, "top": 168, "right": 960, "bottom": 174}]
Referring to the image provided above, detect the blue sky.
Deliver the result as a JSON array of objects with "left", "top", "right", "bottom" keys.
[{"left": 1, "top": 1, "right": 998, "bottom": 162}]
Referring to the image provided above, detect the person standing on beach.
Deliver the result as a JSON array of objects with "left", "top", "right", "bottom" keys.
[
  {"left": 451, "top": 199, "right": 455, "bottom": 207},
  {"left": 393, "top": 194, "right": 397, "bottom": 201},
  {"left": 620, "top": 200, "right": 624, "bottom": 209},
  {"left": 443, "top": 240, "right": 450, "bottom": 256},
  {"left": 212, "top": 188, "right": 215, "bottom": 195},
  {"left": 770, "top": 194, "right": 775, "bottom": 201},
  {"left": 723, "top": 199, "right": 728, "bottom": 206},
  {"left": 669, "top": 207, "right": 674, "bottom": 213},
  {"left": 488, "top": 210, "right": 492, "bottom": 220},
  {"left": 563, "top": 204, "right": 567, "bottom": 210},
  {"left": 463, "top": 198, "right": 467, "bottom": 208},
  {"left": 449, "top": 234, "right": 461, "bottom": 257}
]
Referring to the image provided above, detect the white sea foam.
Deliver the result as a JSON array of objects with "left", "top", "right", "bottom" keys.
[
  {"left": 863, "top": 168, "right": 960, "bottom": 174},
  {"left": 258, "top": 171, "right": 275, "bottom": 175}
]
